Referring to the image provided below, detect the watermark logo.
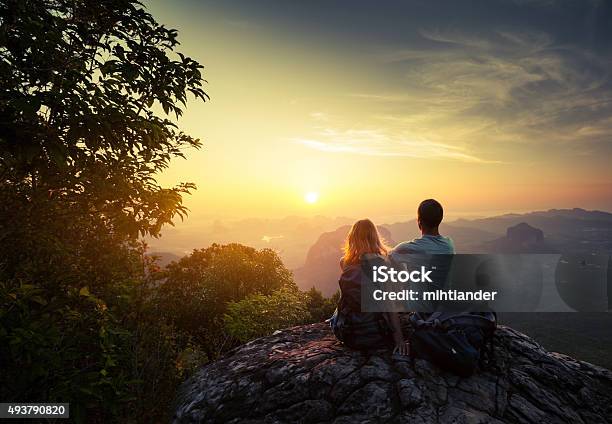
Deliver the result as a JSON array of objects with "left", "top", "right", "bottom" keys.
[{"left": 361, "top": 254, "right": 611, "bottom": 313}]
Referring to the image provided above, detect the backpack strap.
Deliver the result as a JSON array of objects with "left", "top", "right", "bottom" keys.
[
  {"left": 439, "top": 313, "right": 497, "bottom": 334},
  {"left": 409, "top": 311, "right": 444, "bottom": 330}
]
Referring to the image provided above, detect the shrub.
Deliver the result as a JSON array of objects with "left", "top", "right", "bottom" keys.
[{"left": 224, "top": 286, "right": 311, "bottom": 342}]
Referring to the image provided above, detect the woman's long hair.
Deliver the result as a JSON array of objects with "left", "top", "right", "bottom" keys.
[{"left": 342, "top": 219, "right": 389, "bottom": 267}]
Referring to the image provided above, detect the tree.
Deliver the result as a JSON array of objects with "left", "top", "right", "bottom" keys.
[
  {"left": 0, "top": 1, "right": 207, "bottom": 421},
  {"left": 156, "top": 244, "right": 295, "bottom": 359},
  {"left": 305, "top": 286, "right": 338, "bottom": 322},
  {"left": 224, "top": 286, "right": 311, "bottom": 343},
  {"left": 0, "top": 0, "right": 208, "bottom": 272}
]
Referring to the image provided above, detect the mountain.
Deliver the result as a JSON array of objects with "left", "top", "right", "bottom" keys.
[
  {"left": 293, "top": 225, "right": 395, "bottom": 296},
  {"left": 452, "top": 208, "right": 612, "bottom": 255},
  {"left": 293, "top": 209, "right": 612, "bottom": 296},
  {"left": 383, "top": 208, "right": 612, "bottom": 255},
  {"left": 147, "top": 209, "right": 612, "bottom": 273},
  {"left": 174, "top": 322, "right": 612, "bottom": 423},
  {"left": 454, "top": 208, "right": 612, "bottom": 230},
  {"left": 483, "top": 222, "right": 557, "bottom": 253},
  {"left": 148, "top": 251, "right": 181, "bottom": 267}
]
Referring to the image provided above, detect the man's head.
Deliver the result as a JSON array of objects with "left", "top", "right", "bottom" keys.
[{"left": 417, "top": 199, "right": 444, "bottom": 235}]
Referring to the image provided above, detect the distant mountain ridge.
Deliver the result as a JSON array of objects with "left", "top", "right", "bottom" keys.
[
  {"left": 147, "top": 215, "right": 355, "bottom": 269},
  {"left": 453, "top": 208, "right": 612, "bottom": 234},
  {"left": 147, "top": 209, "right": 611, "bottom": 271},
  {"left": 294, "top": 208, "right": 612, "bottom": 295},
  {"left": 453, "top": 208, "right": 612, "bottom": 255}
]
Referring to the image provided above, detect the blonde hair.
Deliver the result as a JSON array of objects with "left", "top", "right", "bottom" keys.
[{"left": 342, "top": 219, "right": 389, "bottom": 267}]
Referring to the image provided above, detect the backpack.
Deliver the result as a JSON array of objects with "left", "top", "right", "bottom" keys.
[
  {"left": 330, "top": 257, "right": 392, "bottom": 350},
  {"left": 408, "top": 311, "right": 497, "bottom": 377}
]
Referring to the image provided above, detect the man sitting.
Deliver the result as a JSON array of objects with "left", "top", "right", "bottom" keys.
[
  {"left": 390, "top": 198, "right": 454, "bottom": 313},
  {"left": 391, "top": 198, "right": 454, "bottom": 256}
]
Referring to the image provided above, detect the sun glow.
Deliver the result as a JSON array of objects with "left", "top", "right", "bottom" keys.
[{"left": 304, "top": 191, "right": 319, "bottom": 204}]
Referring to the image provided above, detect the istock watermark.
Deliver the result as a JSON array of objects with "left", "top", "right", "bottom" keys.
[{"left": 360, "top": 254, "right": 611, "bottom": 313}]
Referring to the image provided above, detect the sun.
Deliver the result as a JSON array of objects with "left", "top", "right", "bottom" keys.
[{"left": 304, "top": 191, "right": 319, "bottom": 204}]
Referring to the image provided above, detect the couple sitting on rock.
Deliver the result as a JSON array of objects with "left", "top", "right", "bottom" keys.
[
  {"left": 330, "top": 199, "right": 496, "bottom": 376},
  {"left": 331, "top": 199, "right": 454, "bottom": 356}
]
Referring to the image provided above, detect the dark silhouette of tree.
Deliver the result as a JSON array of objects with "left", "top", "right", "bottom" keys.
[
  {"left": 0, "top": 0, "right": 208, "bottom": 251},
  {"left": 0, "top": 1, "right": 207, "bottom": 421}
]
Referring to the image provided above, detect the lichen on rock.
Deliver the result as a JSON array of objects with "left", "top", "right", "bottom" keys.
[{"left": 173, "top": 323, "right": 612, "bottom": 423}]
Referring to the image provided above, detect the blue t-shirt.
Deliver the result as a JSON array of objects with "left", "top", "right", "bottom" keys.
[
  {"left": 390, "top": 235, "right": 455, "bottom": 308},
  {"left": 391, "top": 235, "right": 455, "bottom": 256}
]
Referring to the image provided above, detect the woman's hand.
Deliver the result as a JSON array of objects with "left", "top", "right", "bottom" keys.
[
  {"left": 393, "top": 341, "right": 410, "bottom": 356},
  {"left": 387, "top": 311, "right": 409, "bottom": 356}
]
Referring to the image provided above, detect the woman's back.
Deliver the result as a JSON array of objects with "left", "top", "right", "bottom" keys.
[
  {"left": 331, "top": 219, "right": 409, "bottom": 353},
  {"left": 333, "top": 256, "right": 393, "bottom": 350}
]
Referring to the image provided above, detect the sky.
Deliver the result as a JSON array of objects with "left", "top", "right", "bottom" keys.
[{"left": 147, "top": 0, "right": 612, "bottom": 222}]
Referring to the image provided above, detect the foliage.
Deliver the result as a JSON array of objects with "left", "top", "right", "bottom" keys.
[
  {"left": 223, "top": 286, "right": 340, "bottom": 344},
  {"left": 305, "top": 287, "right": 339, "bottom": 323},
  {"left": 0, "top": 0, "right": 208, "bottom": 422},
  {"left": 0, "top": 249, "right": 190, "bottom": 423},
  {"left": 224, "top": 286, "right": 311, "bottom": 343},
  {"left": 0, "top": 0, "right": 208, "bottom": 239},
  {"left": 155, "top": 243, "right": 295, "bottom": 360}
]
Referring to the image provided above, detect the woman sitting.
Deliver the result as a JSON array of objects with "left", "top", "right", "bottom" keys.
[{"left": 330, "top": 219, "right": 409, "bottom": 355}]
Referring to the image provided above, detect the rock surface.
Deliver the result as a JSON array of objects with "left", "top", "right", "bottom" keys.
[{"left": 173, "top": 323, "right": 612, "bottom": 423}]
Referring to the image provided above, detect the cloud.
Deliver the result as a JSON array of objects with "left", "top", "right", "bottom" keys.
[
  {"left": 365, "top": 27, "right": 612, "bottom": 155},
  {"left": 309, "top": 111, "right": 330, "bottom": 121},
  {"left": 293, "top": 128, "right": 496, "bottom": 163},
  {"left": 419, "top": 28, "right": 496, "bottom": 50}
]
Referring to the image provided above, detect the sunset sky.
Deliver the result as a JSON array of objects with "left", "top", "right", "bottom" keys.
[{"left": 148, "top": 0, "right": 612, "bottom": 222}]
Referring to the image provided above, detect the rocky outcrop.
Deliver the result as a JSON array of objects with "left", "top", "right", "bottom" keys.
[
  {"left": 485, "top": 223, "right": 556, "bottom": 254},
  {"left": 506, "top": 223, "right": 543, "bottom": 244},
  {"left": 173, "top": 323, "right": 612, "bottom": 424}
]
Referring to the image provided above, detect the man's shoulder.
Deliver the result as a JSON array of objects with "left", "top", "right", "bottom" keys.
[
  {"left": 436, "top": 235, "right": 455, "bottom": 251},
  {"left": 391, "top": 235, "right": 455, "bottom": 255},
  {"left": 391, "top": 239, "right": 424, "bottom": 254},
  {"left": 444, "top": 236, "right": 456, "bottom": 251},
  {"left": 431, "top": 235, "right": 455, "bottom": 254}
]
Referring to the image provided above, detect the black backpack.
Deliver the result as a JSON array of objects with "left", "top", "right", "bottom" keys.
[
  {"left": 330, "top": 257, "right": 392, "bottom": 350},
  {"left": 408, "top": 311, "right": 497, "bottom": 377}
]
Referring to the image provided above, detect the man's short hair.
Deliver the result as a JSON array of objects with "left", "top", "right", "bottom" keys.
[{"left": 418, "top": 199, "right": 444, "bottom": 229}]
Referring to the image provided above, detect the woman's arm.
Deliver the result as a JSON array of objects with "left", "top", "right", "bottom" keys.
[{"left": 386, "top": 312, "right": 409, "bottom": 355}]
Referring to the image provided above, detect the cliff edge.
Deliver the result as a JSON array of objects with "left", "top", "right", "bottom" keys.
[{"left": 173, "top": 322, "right": 612, "bottom": 423}]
